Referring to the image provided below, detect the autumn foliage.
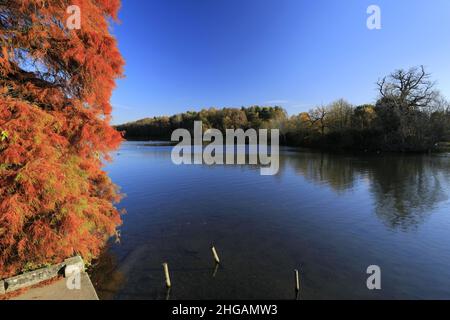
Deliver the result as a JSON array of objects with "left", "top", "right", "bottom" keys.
[{"left": 0, "top": 0, "right": 124, "bottom": 277}]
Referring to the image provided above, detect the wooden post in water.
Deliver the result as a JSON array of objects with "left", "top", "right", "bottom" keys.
[
  {"left": 211, "top": 246, "right": 220, "bottom": 264},
  {"left": 294, "top": 269, "right": 300, "bottom": 293},
  {"left": 163, "top": 263, "right": 171, "bottom": 288}
]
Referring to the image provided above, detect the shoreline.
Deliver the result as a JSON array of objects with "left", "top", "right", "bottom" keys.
[{"left": 122, "top": 138, "right": 450, "bottom": 155}]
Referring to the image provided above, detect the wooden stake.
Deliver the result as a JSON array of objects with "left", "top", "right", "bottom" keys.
[
  {"left": 163, "top": 263, "right": 171, "bottom": 288},
  {"left": 211, "top": 246, "right": 220, "bottom": 264},
  {"left": 294, "top": 269, "right": 300, "bottom": 292}
]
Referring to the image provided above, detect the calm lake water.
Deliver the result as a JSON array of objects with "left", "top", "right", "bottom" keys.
[{"left": 90, "top": 141, "right": 450, "bottom": 299}]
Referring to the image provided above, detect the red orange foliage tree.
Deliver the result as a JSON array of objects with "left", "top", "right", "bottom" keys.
[{"left": 0, "top": 0, "right": 124, "bottom": 277}]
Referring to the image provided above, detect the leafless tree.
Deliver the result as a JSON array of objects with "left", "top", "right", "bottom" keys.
[
  {"left": 377, "top": 66, "right": 437, "bottom": 110},
  {"left": 309, "top": 105, "right": 328, "bottom": 136}
]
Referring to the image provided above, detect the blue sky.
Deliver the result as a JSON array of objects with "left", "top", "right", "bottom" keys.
[{"left": 110, "top": 0, "right": 450, "bottom": 124}]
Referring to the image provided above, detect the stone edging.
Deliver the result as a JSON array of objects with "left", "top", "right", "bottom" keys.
[{"left": 0, "top": 256, "right": 85, "bottom": 295}]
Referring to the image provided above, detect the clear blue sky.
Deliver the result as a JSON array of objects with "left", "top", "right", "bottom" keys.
[{"left": 110, "top": 0, "right": 450, "bottom": 124}]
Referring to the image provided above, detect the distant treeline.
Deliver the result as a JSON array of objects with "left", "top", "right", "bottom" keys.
[
  {"left": 115, "top": 106, "right": 286, "bottom": 140},
  {"left": 116, "top": 66, "right": 450, "bottom": 152}
]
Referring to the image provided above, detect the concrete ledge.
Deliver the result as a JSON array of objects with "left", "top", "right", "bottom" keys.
[
  {"left": 1, "top": 256, "right": 86, "bottom": 294},
  {"left": 0, "top": 280, "right": 5, "bottom": 295},
  {"left": 64, "top": 256, "right": 85, "bottom": 277},
  {"left": 4, "top": 263, "right": 65, "bottom": 293}
]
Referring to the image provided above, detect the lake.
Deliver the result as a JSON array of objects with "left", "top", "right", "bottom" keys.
[{"left": 90, "top": 141, "right": 450, "bottom": 299}]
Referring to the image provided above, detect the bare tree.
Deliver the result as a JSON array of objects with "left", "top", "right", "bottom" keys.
[
  {"left": 309, "top": 106, "right": 328, "bottom": 136},
  {"left": 377, "top": 66, "right": 437, "bottom": 110}
]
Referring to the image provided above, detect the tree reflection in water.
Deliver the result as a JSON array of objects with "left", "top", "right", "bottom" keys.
[
  {"left": 89, "top": 246, "right": 125, "bottom": 300},
  {"left": 282, "top": 149, "right": 450, "bottom": 230}
]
